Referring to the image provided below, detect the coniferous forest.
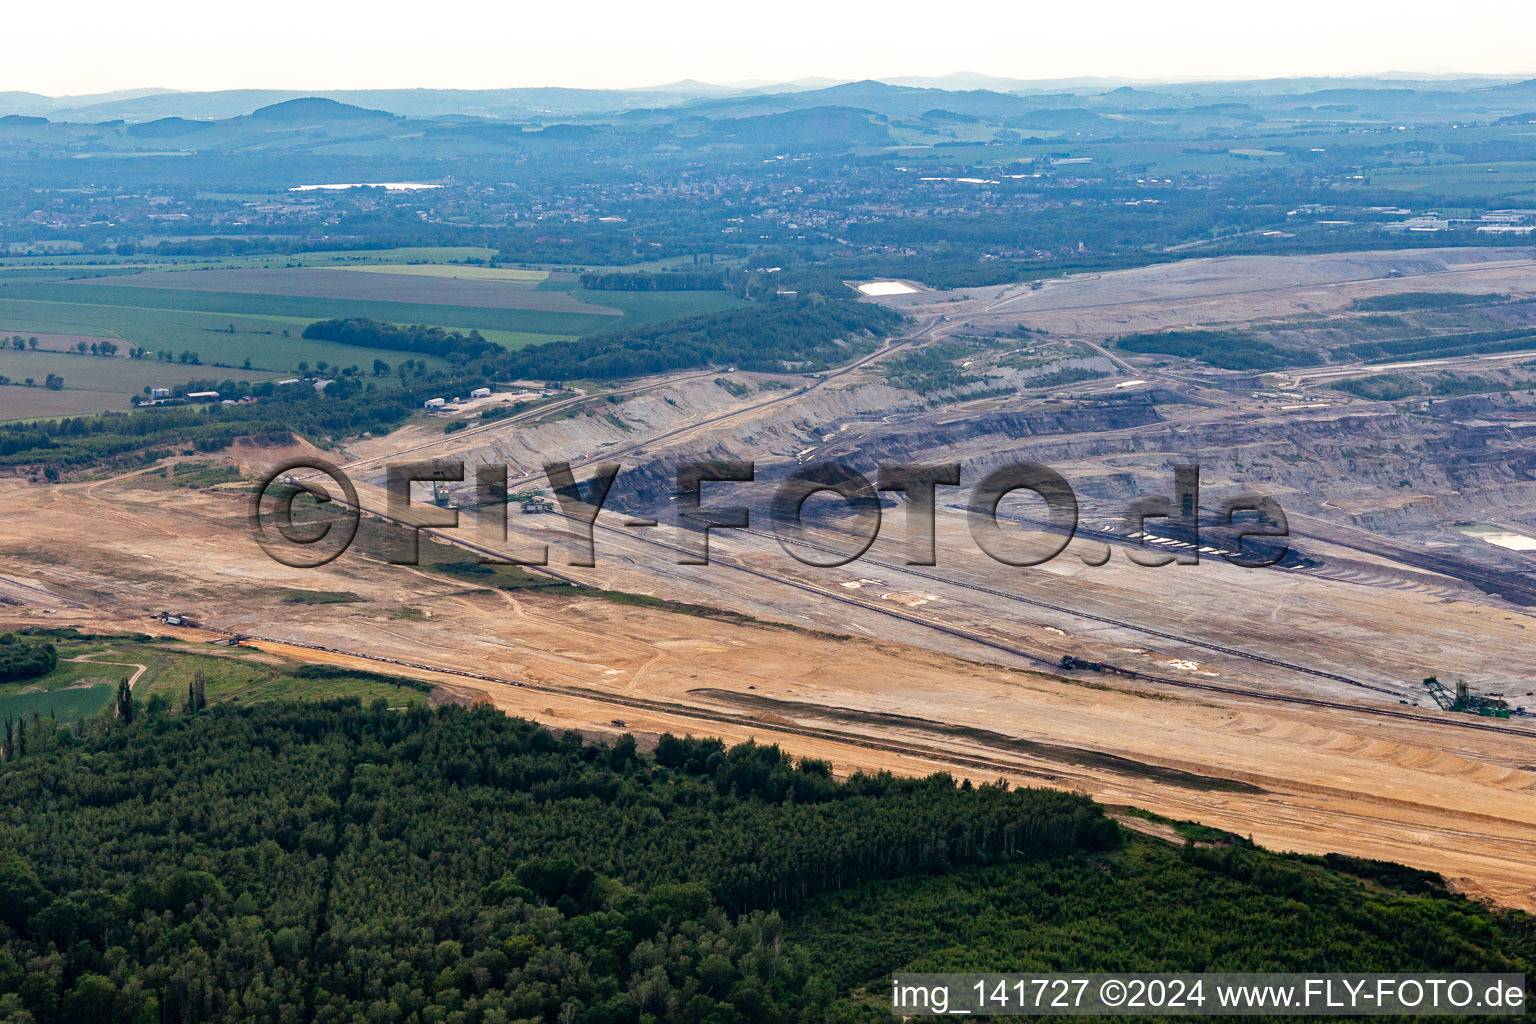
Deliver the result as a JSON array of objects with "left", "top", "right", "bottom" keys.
[{"left": 0, "top": 701, "right": 1530, "bottom": 1024}]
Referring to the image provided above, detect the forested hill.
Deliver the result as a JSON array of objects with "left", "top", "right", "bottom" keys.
[
  {"left": 0, "top": 701, "right": 1529, "bottom": 1023},
  {"left": 493, "top": 297, "right": 905, "bottom": 381}
]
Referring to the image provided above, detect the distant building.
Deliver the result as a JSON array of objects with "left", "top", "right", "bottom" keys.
[
  {"left": 424, "top": 397, "right": 446, "bottom": 410},
  {"left": 185, "top": 391, "right": 219, "bottom": 403},
  {"left": 1384, "top": 216, "right": 1451, "bottom": 232},
  {"left": 149, "top": 386, "right": 170, "bottom": 400},
  {"left": 470, "top": 387, "right": 492, "bottom": 399}
]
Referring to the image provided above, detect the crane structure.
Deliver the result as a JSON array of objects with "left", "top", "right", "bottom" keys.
[{"left": 1422, "top": 677, "right": 1512, "bottom": 718}]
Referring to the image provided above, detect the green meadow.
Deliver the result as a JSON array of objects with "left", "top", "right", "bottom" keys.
[{"left": 0, "top": 632, "right": 432, "bottom": 722}]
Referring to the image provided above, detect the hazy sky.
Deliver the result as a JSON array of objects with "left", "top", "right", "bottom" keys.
[{"left": 8, "top": 0, "right": 1536, "bottom": 96}]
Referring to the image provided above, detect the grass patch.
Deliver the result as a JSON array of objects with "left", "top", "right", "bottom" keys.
[
  {"left": 162, "top": 459, "right": 245, "bottom": 488},
  {"left": 279, "top": 589, "right": 366, "bottom": 605},
  {"left": 235, "top": 664, "right": 432, "bottom": 706}
]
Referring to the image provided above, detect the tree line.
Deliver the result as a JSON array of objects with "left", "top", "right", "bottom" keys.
[
  {"left": 0, "top": 634, "right": 56, "bottom": 683},
  {"left": 580, "top": 271, "right": 729, "bottom": 292},
  {"left": 302, "top": 318, "right": 499, "bottom": 361},
  {"left": 487, "top": 298, "right": 905, "bottom": 381}
]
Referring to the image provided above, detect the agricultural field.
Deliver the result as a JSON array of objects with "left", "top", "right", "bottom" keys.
[
  {"left": 0, "top": 386, "right": 129, "bottom": 420},
  {"left": 342, "top": 264, "right": 549, "bottom": 281},
  {"left": 106, "top": 267, "right": 615, "bottom": 313},
  {"left": 0, "top": 274, "right": 741, "bottom": 366},
  {"left": 0, "top": 246, "right": 503, "bottom": 277},
  {"left": 0, "top": 260, "right": 741, "bottom": 416},
  {"left": 0, "top": 683, "right": 116, "bottom": 724},
  {"left": 0, "top": 294, "right": 396, "bottom": 372},
  {"left": 0, "top": 348, "right": 274, "bottom": 420},
  {"left": 1361, "top": 160, "right": 1536, "bottom": 200}
]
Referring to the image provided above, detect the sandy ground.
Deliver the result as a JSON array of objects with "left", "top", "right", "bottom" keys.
[
  {"left": 872, "top": 247, "right": 1536, "bottom": 337},
  {"left": 3, "top": 471, "right": 1535, "bottom": 910}
]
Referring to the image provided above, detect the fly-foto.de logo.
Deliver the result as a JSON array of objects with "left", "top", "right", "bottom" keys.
[{"left": 249, "top": 458, "right": 1289, "bottom": 571}]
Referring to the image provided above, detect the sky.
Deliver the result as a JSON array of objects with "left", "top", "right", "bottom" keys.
[{"left": 7, "top": 0, "right": 1536, "bottom": 96}]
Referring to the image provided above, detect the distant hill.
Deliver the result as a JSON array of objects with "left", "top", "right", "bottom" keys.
[
  {"left": 248, "top": 97, "right": 396, "bottom": 122},
  {"left": 125, "top": 116, "right": 213, "bottom": 137},
  {"left": 0, "top": 92, "right": 52, "bottom": 117},
  {"left": 1006, "top": 107, "right": 1122, "bottom": 132},
  {"left": 7, "top": 74, "right": 1536, "bottom": 126},
  {"left": 706, "top": 105, "right": 892, "bottom": 148},
  {"left": 673, "top": 80, "right": 1040, "bottom": 122}
]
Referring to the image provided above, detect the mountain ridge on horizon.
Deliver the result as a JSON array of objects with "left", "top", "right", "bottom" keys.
[{"left": 4, "top": 70, "right": 1534, "bottom": 123}]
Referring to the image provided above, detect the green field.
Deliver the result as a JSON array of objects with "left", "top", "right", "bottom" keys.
[
  {"left": 0, "top": 683, "right": 115, "bottom": 723},
  {"left": 0, "top": 280, "right": 741, "bottom": 368},
  {"left": 0, "top": 296, "right": 415, "bottom": 371},
  {"left": 0, "top": 385, "right": 134, "bottom": 420},
  {"left": 0, "top": 349, "right": 273, "bottom": 390},
  {"left": 0, "top": 349, "right": 276, "bottom": 420},
  {"left": 1362, "top": 160, "right": 1536, "bottom": 199},
  {"left": 0, "top": 258, "right": 743, "bottom": 417},
  {"left": 0, "top": 632, "right": 432, "bottom": 714},
  {"left": 0, "top": 247, "right": 717, "bottom": 276},
  {"left": 0, "top": 245, "right": 501, "bottom": 273},
  {"left": 0, "top": 641, "right": 135, "bottom": 722}
]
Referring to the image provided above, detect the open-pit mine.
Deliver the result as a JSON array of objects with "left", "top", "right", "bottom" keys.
[{"left": 5, "top": 247, "right": 1536, "bottom": 909}]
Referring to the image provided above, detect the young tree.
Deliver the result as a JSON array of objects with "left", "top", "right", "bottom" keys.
[
  {"left": 115, "top": 678, "right": 135, "bottom": 724},
  {"left": 185, "top": 668, "right": 207, "bottom": 713}
]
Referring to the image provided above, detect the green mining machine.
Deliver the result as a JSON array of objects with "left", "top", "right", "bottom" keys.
[{"left": 1422, "top": 677, "right": 1512, "bottom": 718}]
